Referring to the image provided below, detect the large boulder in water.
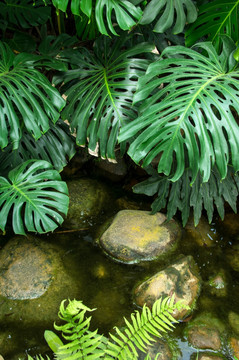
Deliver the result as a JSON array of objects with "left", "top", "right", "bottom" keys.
[
  {"left": 134, "top": 256, "right": 201, "bottom": 319},
  {"left": 0, "top": 237, "right": 53, "bottom": 300},
  {"left": 99, "top": 210, "right": 181, "bottom": 264},
  {"left": 64, "top": 178, "right": 111, "bottom": 229}
]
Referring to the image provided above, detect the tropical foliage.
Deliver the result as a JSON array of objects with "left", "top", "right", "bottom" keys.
[
  {"left": 0, "top": 0, "right": 239, "bottom": 233},
  {"left": 27, "top": 295, "right": 188, "bottom": 359}
]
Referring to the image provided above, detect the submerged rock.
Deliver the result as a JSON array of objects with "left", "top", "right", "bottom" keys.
[
  {"left": 134, "top": 255, "right": 201, "bottom": 319},
  {"left": 0, "top": 237, "right": 53, "bottom": 300},
  {"left": 64, "top": 178, "right": 111, "bottom": 229},
  {"left": 191, "top": 354, "right": 225, "bottom": 360},
  {"left": 99, "top": 210, "right": 181, "bottom": 264},
  {"left": 228, "top": 311, "right": 239, "bottom": 336},
  {"left": 185, "top": 216, "right": 218, "bottom": 247},
  {"left": 226, "top": 244, "right": 239, "bottom": 271},
  {"left": 206, "top": 269, "right": 227, "bottom": 297},
  {"left": 184, "top": 313, "right": 225, "bottom": 351}
]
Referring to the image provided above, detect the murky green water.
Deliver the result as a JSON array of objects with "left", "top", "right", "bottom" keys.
[{"left": 1, "top": 192, "right": 239, "bottom": 359}]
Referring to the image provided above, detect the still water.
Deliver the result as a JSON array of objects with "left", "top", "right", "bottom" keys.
[{"left": 0, "top": 195, "right": 239, "bottom": 359}]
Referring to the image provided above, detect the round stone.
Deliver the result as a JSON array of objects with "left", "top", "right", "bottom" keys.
[
  {"left": 99, "top": 210, "right": 181, "bottom": 263},
  {"left": 0, "top": 237, "right": 52, "bottom": 300},
  {"left": 134, "top": 255, "right": 201, "bottom": 319}
]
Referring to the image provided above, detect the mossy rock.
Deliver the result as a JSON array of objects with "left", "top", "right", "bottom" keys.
[
  {"left": 64, "top": 178, "right": 111, "bottom": 229},
  {"left": 134, "top": 255, "right": 201, "bottom": 320},
  {"left": 99, "top": 210, "right": 181, "bottom": 264}
]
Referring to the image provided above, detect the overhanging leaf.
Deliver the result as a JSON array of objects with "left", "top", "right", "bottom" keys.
[
  {"left": 0, "top": 42, "right": 66, "bottom": 150},
  {"left": 119, "top": 37, "right": 239, "bottom": 183},
  {"left": 1, "top": 0, "right": 51, "bottom": 28},
  {"left": 0, "top": 160, "right": 69, "bottom": 234},
  {"left": 95, "top": 0, "right": 143, "bottom": 36},
  {"left": 140, "top": 0, "right": 197, "bottom": 34},
  {"left": 186, "top": 0, "right": 239, "bottom": 48},
  {"left": 0, "top": 120, "right": 76, "bottom": 176},
  {"left": 133, "top": 166, "right": 239, "bottom": 226},
  {"left": 53, "top": 36, "right": 153, "bottom": 160}
]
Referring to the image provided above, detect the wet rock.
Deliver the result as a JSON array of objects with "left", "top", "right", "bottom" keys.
[
  {"left": 226, "top": 244, "right": 239, "bottom": 271},
  {"left": 206, "top": 269, "right": 227, "bottom": 297},
  {"left": 191, "top": 354, "right": 225, "bottom": 360},
  {"left": 134, "top": 255, "right": 201, "bottom": 319},
  {"left": 64, "top": 178, "right": 111, "bottom": 229},
  {"left": 93, "top": 156, "right": 127, "bottom": 182},
  {"left": 184, "top": 313, "right": 225, "bottom": 351},
  {"left": 99, "top": 210, "right": 181, "bottom": 264},
  {"left": 0, "top": 236, "right": 78, "bottom": 356},
  {"left": 185, "top": 216, "right": 218, "bottom": 247},
  {"left": 0, "top": 237, "right": 53, "bottom": 300},
  {"left": 229, "top": 337, "right": 239, "bottom": 359},
  {"left": 229, "top": 311, "right": 239, "bottom": 335}
]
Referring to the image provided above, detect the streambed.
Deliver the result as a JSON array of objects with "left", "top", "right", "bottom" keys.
[{"left": 0, "top": 178, "right": 239, "bottom": 360}]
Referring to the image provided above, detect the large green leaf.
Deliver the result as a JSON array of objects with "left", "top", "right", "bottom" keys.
[
  {"left": 119, "top": 38, "right": 239, "bottom": 183},
  {"left": 134, "top": 166, "right": 239, "bottom": 226},
  {"left": 0, "top": 42, "right": 65, "bottom": 150},
  {"left": 0, "top": 120, "right": 76, "bottom": 176},
  {"left": 51, "top": 0, "right": 142, "bottom": 36},
  {"left": 186, "top": 0, "right": 239, "bottom": 48},
  {"left": 140, "top": 0, "right": 197, "bottom": 34},
  {"left": 1, "top": 0, "right": 51, "bottom": 28},
  {"left": 53, "top": 36, "right": 153, "bottom": 160},
  {"left": 0, "top": 160, "right": 69, "bottom": 234}
]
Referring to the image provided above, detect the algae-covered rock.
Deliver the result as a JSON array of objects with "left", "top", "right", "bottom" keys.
[
  {"left": 229, "top": 337, "right": 239, "bottom": 359},
  {"left": 64, "top": 178, "right": 111, "bottom": 229},
  {"left": 99, "top": 210, "right": 181, "bottom": 264},
  {"left": 0, "top": 237, "right": 53, "bottom": 300},
  {"left": 229, "top": 311, "right": 239, "bottom": 336},
  {"left": 0, "top": 236, "right": 78, "bottom": 358},
  {"left": 226, "top": 244, "right": 239, "bottom": 271},
  {"left": 134, "top": 255, "right": 201, "bottom": 319},
  {"left": 185, "top": 216, "right": 218, "bottom": 247},
  {"left": 191, "top": 354, "right": 225, "bottom": 360},
  {"left": 184, "top": 313, "right": 226, "bottom": 351}
]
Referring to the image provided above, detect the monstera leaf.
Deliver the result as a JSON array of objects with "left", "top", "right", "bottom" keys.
[
  {"left": 0, "top": 120, "right": 76, "bottom": 176},
  {"left": 134, "top": 166, "right": 239, "bottom": 226},
  {"left": 186, "top": 0, "right": 239, "bottom": 48},
  {"left": 0, "top": 160, "right": 69, "bottom": 234},
  {"left": 119, "top": 38, "right": 239, "bottom": 184},
  {"left": 51, "top": 0, "right": 142, "bottom": 36},
  {"left": 53, "top": 36, "right": 153, "bottom": 160},
  {"left": 140, "top": 0, "right": 197, "bottom": 34},
  {"left": 1, "top": 0, "right": 51, "bottom": 28},
  {"left": 0, "top": 42, "right": 65, "bottom": 150}
]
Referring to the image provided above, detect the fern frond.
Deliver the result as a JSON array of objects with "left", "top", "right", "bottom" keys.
[
  {"left": 27, "top": 355, "right": 51, "bottom": 360},
  {"left": 105, "top": 294, "right": 188, "bottom": 360},
  {"left": 53, "top": 299, "right": 105, "bottom": 360}
]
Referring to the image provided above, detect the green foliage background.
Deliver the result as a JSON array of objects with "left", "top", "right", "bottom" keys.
[{"left": 0, "top": 0, "right": 239, "bottom": 233}]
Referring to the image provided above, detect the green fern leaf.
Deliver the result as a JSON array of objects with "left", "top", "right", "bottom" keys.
[{"left": 105, "top": 295, "right": 187, "bottom": 359}]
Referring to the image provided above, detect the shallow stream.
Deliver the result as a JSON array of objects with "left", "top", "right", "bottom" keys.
[{"left": 0, "top": 182, "right": 239, "bottom": 360}]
